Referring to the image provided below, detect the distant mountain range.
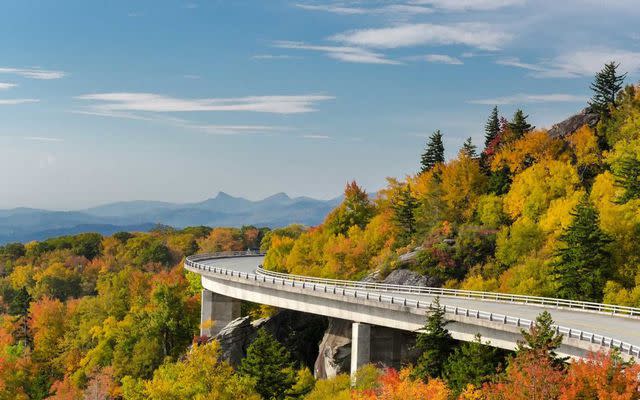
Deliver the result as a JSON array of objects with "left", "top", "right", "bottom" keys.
[{"left": 0, "top": 192, "right": 342, "bottom": 244}]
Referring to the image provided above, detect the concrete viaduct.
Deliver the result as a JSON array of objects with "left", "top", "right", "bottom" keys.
[{"left": 185, "top": 252, "right": 640, "bottom": 376}]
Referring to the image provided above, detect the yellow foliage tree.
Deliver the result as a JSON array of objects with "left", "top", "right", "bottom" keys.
[
  {"left": 491, "top": 130, "right": 567, "bottom": 174},
  {"left": 504, "top": 160, "right": 581, "bottom": 221},
  {"left": 139, "top": 341, "right": 260, "bottom": 400},
  {"left": 439, "top": 154, "right": 487, "bottom": 222},
  {"left": 567, "top": 125, "right": 601, "bottom": 168}
]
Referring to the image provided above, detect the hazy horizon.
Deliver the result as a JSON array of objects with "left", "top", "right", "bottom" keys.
[{"left": 2, "top": 0, "right": 640, "bottom": 209}]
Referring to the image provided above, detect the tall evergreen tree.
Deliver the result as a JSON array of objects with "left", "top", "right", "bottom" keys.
[
  {"left": 443, "top": 334, "right": 502, "bottom": 395},
  {"left": 484, "top": 106, "right": 500, "bottom": 149},
  {"left": 461, "top": 137, "right": 477, "bottom": 158},
  {"left": 421, "top": 130, "right": 445, "bottom": 173},
  {"left": 509, "top": 109, "right": 534, "bottom": 140},
  {"left": 516, "top": 311, "right": 566, "bottom": 366},
  {"left": 391, "top": 184, "right": 418, "bottom": 243},
  {"left": 589, "top": 61, "right": 626, "bottom": 115},
  {"left": 413, "top": 297, "right": 455, "bottom": 379},
  {"left": 552, "top": 196, "right": 612, "bottom": 302},
  {"left": 9, "top": 287, "right": 33, "bottom": 347},
  {"left": 239, "top": 328, "right": 296, "bottom": 400},
  {"left": 613, "top": 156, "right": 640, "bottom": 204}
]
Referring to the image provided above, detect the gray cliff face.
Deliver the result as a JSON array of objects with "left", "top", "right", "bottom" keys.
[
  {"left": 547, "top": 108, "right": 600, "bottom": 139},
  {"left": 314, "top": 318, "right": 353, "bottom": 379},
  {"left": 214, "top": 309, "right": 327, "bottom": 369},
  {"left": 214, "top": 316, "right": 257, "bottom": 367},
  {"left": 313, "top": 318, "right": 421, "bottom": 379}
]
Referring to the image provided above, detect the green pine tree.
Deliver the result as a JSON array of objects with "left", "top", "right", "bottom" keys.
[
  {"left": 589, "top": 61, "right": 626, "bottom": 115},
  {"left": 9, "top": 287, "right": 33, "bottom": 347},
  {"left": 484, "top": 106, "right": 500, "bottom": 149},
  {"left": 391, "top": 184, "right": 418, "bottom": 242},
  {"left": 443, "top": 334, "right": 502, "bottom": 395},
  {"left": 613, "top": 156, "right": 640, "bottom": 204},
  {"left": 421, "top": 130, "right": 445, "bottom": 173},
  {"left": 239, "top": 328, "right": 296, "bottom": 400},
  {"left": 488, "top": 166, "right": 512, "bottom": 195},
  {"left": 552, "top": 196, "right": 612, "bottom": 302},
  {"left": 509, "top": 109, "right": 534, "bottom": 140},
  {"left": 516, "top": 311, "right": 566, "bottom": 366},
  {"left": 461, "top": 137, "right": 477, "bottom": 158},
  {"left": 413, "top": 297, "right": 455, "bottom": 379}
]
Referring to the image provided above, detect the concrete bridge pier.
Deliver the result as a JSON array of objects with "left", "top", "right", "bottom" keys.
[
  {"left": 200, "top": 289, "right": 241, "bottom": 337},
  {"left": 351, "top": 322, "right": 371, "bottom": 379}
]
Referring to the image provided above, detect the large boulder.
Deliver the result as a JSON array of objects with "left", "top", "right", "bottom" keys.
[{"left": 547, "top": 108, "right": 600, "bottom": 139}]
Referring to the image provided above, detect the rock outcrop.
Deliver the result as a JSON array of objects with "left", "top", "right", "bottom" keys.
[
  {"left": 214, "top": 316, "right": 257, "bottom": 367},
  {"left": 547, "top": 108, "right": 600, "bottom": 139},
  {"left": 214, "top": 309, "right": 327, "bottom": 368},
  {"left": 314, "top": 318, "right": 353, "bottom": 379},
  {"left": 383, "top": 268, "right": 440, "bottom": 287}
]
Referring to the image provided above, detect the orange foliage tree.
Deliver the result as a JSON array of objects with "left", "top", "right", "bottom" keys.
[
  {"left": 559, "top": 351, "right": 640, "bottom": 400},
  {"left": 353, "top": 368, "right": 450, "bottom": 400}
]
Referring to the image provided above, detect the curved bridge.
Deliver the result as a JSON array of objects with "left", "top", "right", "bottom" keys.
[{"left": 185, "top": 252, "right": 640, "bottom": 375}]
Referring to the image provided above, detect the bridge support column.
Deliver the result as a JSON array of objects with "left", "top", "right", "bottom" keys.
[
  {"left": 350, "top": 322, "right": 371, "bottom": 380},
  {"left": 200, "top": 289, "right": 241, "bottom": 338}
]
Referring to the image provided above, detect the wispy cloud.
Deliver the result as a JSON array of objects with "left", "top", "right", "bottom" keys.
[
  {"left": 24, "top": 136, "right": 64, "bottom": 142},
  {"left": 0, "top": 67, "right": 65, "bottom": 80},
  {"left": 295, "top": 3, "right": 432, "bottom": 16},
  {"left": 70, "top": 109, "right": 157, "bottom": 121},
  {"left": 274, "top": 41, "right": 400, "bottom": 64},
  {"left": 302, "top": 134, "right": 331, "bottom": 139},
  {"left": 194, "top": 125, "right": 286, "bottom": 136},
  {"left": 72, "top": 108, "right": 290, "bottom": 136},
  {"left": 0, "top": 99, "right": 39, "bottom": 105},
  {"left": 496, "top": 57, "right": 545, "bottom": 72},
  {"left": 185, "top": 3, "right": 198, "bottom": 9},
  {"left": 410, "top": 0, "right": 525, "bottom": 11},
  {"left": 414, "top": 54, "right": 463, "bottom": 64},
  {"left": 0, "top": 82, "right": 17, "bottom": 90},
  {"left": 183, "top": 74, "right": 201, "bottom": 79},
  {"left": 331, "top": 23, "right": 511, "bottom": 51},
  {"left": 535, "top": 49, "right": 640, "bottom": 78},
  {"left": 252, "top": 54, "right": 299, "bottom": 60},
  {"left": 76, "top": 92, "right": 334, "bottom": 114},
  {"left": 295, "top": 3, "right": 368, "bottom": 15},
  {"left": 468, "top": 93, "right": 587, "bottom": 105},
  {"left": 498, "top": 50, "right": 640, "bottom": 78}
]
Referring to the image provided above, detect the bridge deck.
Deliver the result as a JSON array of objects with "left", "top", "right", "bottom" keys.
[{"left": 196, "top": 255, "right": 640, "bottom": 354}]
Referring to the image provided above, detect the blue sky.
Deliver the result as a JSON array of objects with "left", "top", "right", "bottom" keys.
[{"left": 1, "top": 0, "right": 639, "bottom": 210}]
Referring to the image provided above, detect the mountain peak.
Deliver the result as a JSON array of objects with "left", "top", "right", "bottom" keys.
[
  {"left": 264, "top": 192, "right": 291, "bottom": 202},
  {"left": 215, "top": 191, "right": 236, "bottom": 199}
]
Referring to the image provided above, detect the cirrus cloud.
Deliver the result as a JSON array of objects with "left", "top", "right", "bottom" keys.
[
  {"left": 415, "top": 54, "right": 463, "bottom": 64},
  {"left": 498, "top": 49, "right": 640, "bottom": 78},
  {"left": 76, "top": 92, "right": 335, "bottom": 114},
  {"left": 468, "top": 93, "right": 587, "bottom": 105},
  {"left": 0, "top": 99, "right": 40, "bottom": 105},
  {"left": 0, "top": 83, "right": 17, "bottom": 90},
  {"left": 0, "top": 67, "right": 65, "bottom": 80},
  {"left": 331, "top": 22, "right": 511, "bottom": 51},
  {"left": 274, "top": 41, "right": 400, "bottom": 64},
  {"left": 410, "top": 0, "right": 525, "bottom": 11}
]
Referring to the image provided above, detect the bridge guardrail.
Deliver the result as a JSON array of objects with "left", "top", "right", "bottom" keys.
[
  {"left": 256, "top": 268, "right": 640, "bottom": 318},
  {"left": 185, "top": 253, "right": 640, "bottom": 359}
]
